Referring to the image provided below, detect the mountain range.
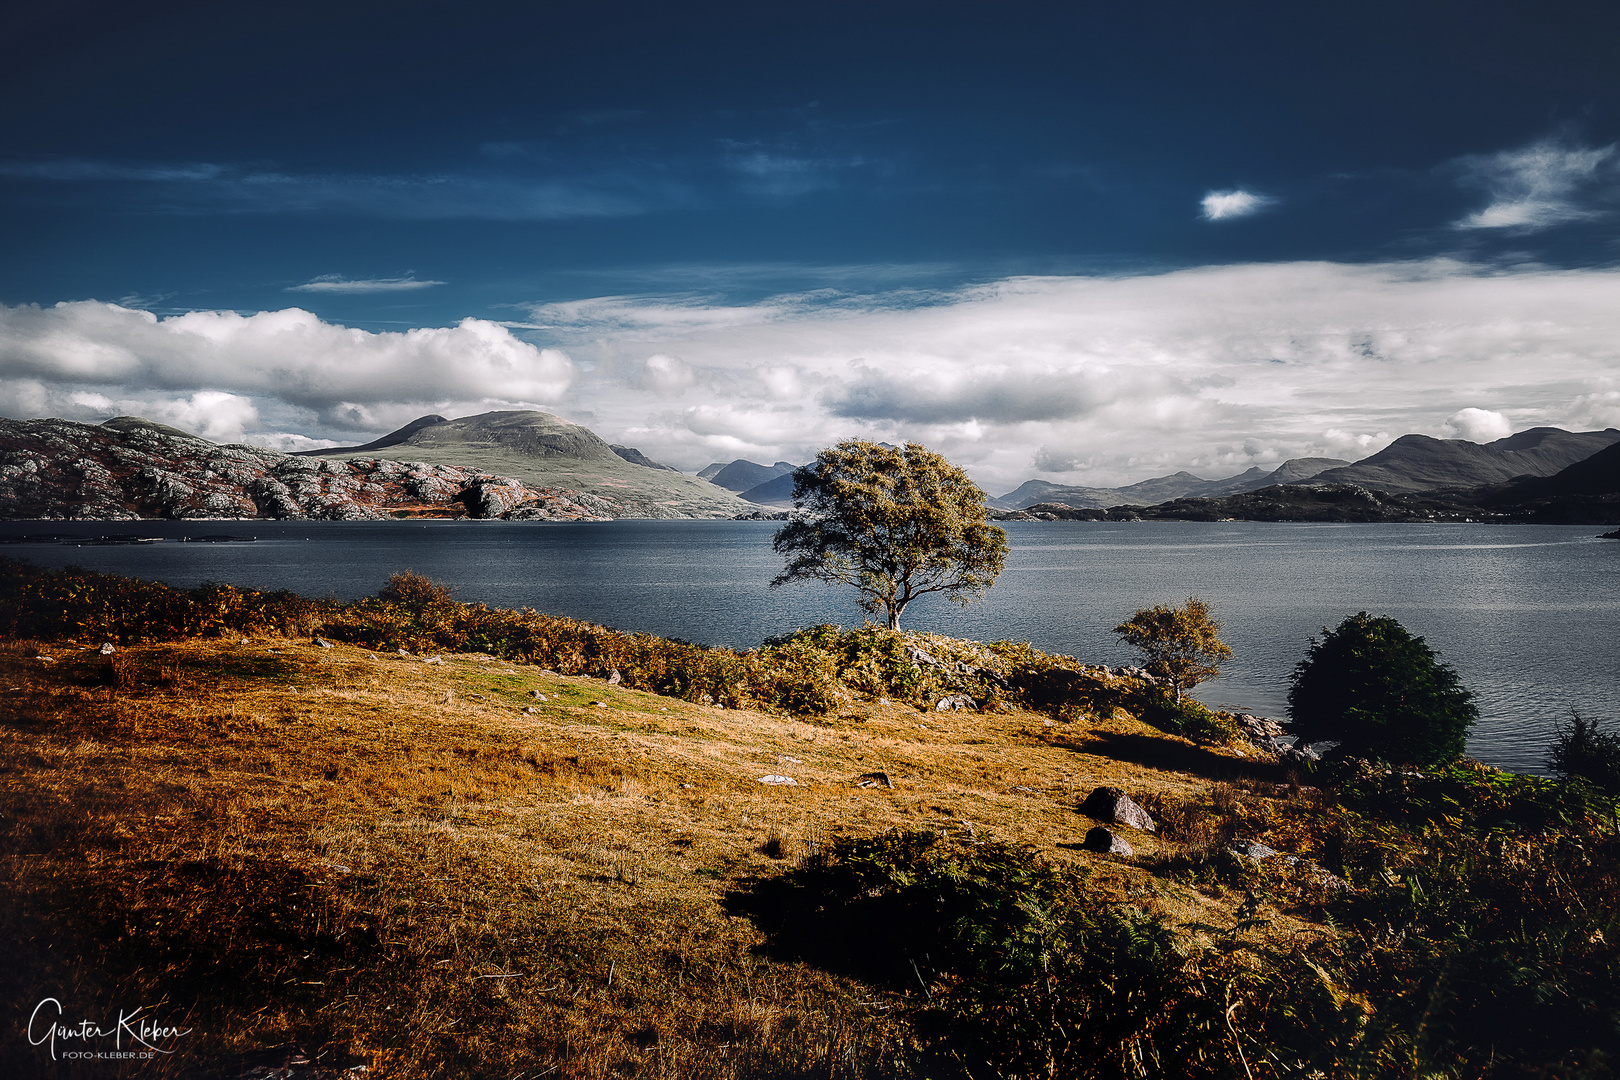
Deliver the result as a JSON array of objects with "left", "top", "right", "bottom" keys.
[
  {"left": 5, "top": 408, "right": 1618, "bottom": 523},
  {"left": 1019, "top": 434, "right": 1620, "bottom": 525},
  {"left": 0, "top": 410, "right": 748, "bottom": 521}
]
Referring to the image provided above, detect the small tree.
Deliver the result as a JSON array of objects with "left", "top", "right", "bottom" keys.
[
  {"left": 1287, "top": 612, "right": 1477, "bottom": 767},
  {"left": 1113, "top": 596, "right": 1232, "bottom": 704},
  {"left": 771, "top": 440, "right": 1009, "bottom": 631}
]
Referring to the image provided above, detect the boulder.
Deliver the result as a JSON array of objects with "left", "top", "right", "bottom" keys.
[
  {"left": 1082, "top": 827, "right": 1133, "bottom": 855},
  {"left": 935, "top": 694, "right": 976, "bottom": 712},
  {"left": 1080, "top": 786, "right": 1158, "bottom": 832}
]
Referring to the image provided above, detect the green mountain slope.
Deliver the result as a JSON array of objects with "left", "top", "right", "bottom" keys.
[{"left": 318, "top": 410, "right": 750, "bottom": 518}]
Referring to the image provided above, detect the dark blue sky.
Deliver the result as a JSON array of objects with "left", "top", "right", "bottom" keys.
[{"left": 3, "top": 0, "right": 1619, "bottom": 485}]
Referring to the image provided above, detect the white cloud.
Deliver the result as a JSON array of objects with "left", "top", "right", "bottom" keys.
[
  {"left": 524, "top": 260, "right": 1620, "bottom": 491},
  {"left": 640, "top": 354, "right": 696, "bottom": 393},
  {"left": 0, "top": 302, "right": 574, "bottom": 443},
  {"left": 1452, "top": 137, "right": 1617, "bottom": 231},
  {"left": 8, "top": 263, "right": 1620, "bottom": 494},
  {"left": 287, "top": 274, "right": 446, "bottom": 294},
  {"left": 1200, "top": 189, "right": 1276, "bottom": 221},
  {"left": 1442, "top": 407, "right": 1514, "bottom": 443}
]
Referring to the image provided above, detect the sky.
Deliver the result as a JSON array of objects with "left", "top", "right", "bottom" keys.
[{"left": 2, "top": 0, "right": 1619, "bottom": 494}]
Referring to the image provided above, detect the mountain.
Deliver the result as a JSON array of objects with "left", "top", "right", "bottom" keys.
[
  {"left": 701, "top": 459, "right": 798, "bottom": 492},
  {"left": 0, "top": 416, "right": 617, "bottom": 521},
  {"left": 1304, "top": 428, "right": 1620, "bottom": 494},
  {"left": 314, "top": 410, "right": 750, "bottom": 518},
  {"left": 1491, "top": 439, "right": 1620, "bottom": 499},
  {"left": 738, "top": 473, "right": 799, "bottom": 506},
  {"left": 294, "top": 414, "right": 451, "bottom": 455},
  {"left": 1081, "top": 441, "right": 1620, "bottom": 526},
  {"left": 608, "top": 445, "right": 678, "bottom": 472},
  {"left": 1475, "top": 440, "right": 1620, "bottom": 522},
  {"left": 992, "top": 457, "right": 1352, "bottom": 510}
]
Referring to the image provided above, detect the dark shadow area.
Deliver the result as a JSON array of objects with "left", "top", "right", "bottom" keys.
[{"left": 1055, "top": 729, "right": 1288, "bottom": 784}]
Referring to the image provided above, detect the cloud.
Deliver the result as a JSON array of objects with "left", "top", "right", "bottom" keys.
[
  {"left": 721, "top": 141, "right": 868, "bottom": 198},
  {"left": 520, "top": 260, "right": 1620, "bottom": 489},
  {"left": 286, "top": 275, "right": 446, "bottom": 294},
  {"left": 1452, "top": 137, "right": 1617, "bottom": 231},
  {"left": 1033, "top": 446, "right": 1086, "bottom": 473},
  {"left": 10, "top": 262, "right": 1620, "bottom": 492},
  {"left": 0, "top": 302, "right": 574, "bottom": 442},
  {"left": 1442, "top": 407, "right": 1513, "bottom": 443},
  {"left": 0, "top": 158, "right": 650, "bottom": 221},
  {"left": 1200, "top": 189, "right": 1276, "bottom": 221},
  {"left": 639, "top": 354, "right": 696, "bottom": 393}
]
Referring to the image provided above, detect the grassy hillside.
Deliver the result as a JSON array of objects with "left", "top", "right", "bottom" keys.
[
  {"left": 2, "top": 564, "right": 1616, "bottom": 1078},
  {"left": 319, "top": 411, "right": 751, "bottom": 519}
]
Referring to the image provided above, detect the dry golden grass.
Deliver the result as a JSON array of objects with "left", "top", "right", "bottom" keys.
[{"left": 0, "top": 633, "right": 1321, "bottom": 1079}]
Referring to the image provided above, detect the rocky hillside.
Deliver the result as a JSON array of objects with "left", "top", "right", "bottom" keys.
[
  {"left": 0, "top": 416, "right": 618, "bottom": 521},
  {"left": 309, "top": 410, "right": 749, "bottom": 518}
]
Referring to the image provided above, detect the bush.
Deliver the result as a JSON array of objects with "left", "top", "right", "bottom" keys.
[
  {"left": 1288, "top": 612, "right": 1477, "bottom": 767},
  {"left": 1136, "top": 690, "right": 1237, "bottom": 744},
  {"left": 1547, "top": 711, "right": 1620, "bottom": 795},
  {"left": 730, "top": 830, "right": 1369, "bottom": 1079}
]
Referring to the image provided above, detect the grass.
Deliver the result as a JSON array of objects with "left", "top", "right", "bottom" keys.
[
  {"left": 4, "top": 565, "right": 1615, "bottom": 1078},
  {"left": 0, "top": 626, "right": 1293, "bottom": 1079}
]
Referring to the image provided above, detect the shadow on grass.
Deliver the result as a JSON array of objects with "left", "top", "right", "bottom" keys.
[{"left": 1053, "top": 729, "right": 1288, "bottom": 784}]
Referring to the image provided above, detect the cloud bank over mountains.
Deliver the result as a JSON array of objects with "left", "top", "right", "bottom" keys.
[
  {"left": 3, "top": 259, "right": 1619, "bottom": 491},
  {"left": 0, "top": 304, "right": 574, "bottom": 451}
]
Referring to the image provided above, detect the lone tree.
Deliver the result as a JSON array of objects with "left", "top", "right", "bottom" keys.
[
  {"left": 1113, "top": 596, "right": 1233, "bottom": 703},
  {"left": 771, "top": 440, "right": 1009, "bottom": 631},
  {"left": 1288, "top": 612, "right": 1477, "bottom": 767}
]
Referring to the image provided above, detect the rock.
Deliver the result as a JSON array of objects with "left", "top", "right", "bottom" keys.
[
  {"left": 523, "top": 706, "right": 540, "bottom": 715},
  {"left": 590, "top": 701, "right": 608, "bottom": 707},
  {"left": 1082, "top": 827, "right": 1133, "bottom": 855},
  {"left": 99, "top": 642, "right": 116, "bottom": 655},
  {"left": 759, "top": 774, "right": 798, "bottom": 786},
  {"left": 854, "top": 771, "right": 894, "bottom": 789},
  {"left": 1230, "top": 841, "right": 1281, "bottom": 860},
  {"left": 935, "top": 694, "right": 976, "bottom": 712},
  {"left": 1080, "top": 786, "right": 1158, "bottom": 832},
  {"left": 314, "top": 637, "right": 334, "bottom": 648},
  {"left": 528, "top": 690, "right": 546, "bottom": 700},
  {"left": 421, "top": 656, "right": 443, "bottom": 665},
  {"left": 607, "top": 669, "right": 622, "bottom": 685}
]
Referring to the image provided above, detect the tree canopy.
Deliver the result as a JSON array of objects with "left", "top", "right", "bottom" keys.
[
  {"left": 1113, "top": 596, "right": 1232, "bottom": 703},
  {"left": 1287, "top": 611, "right": 1477, "bottom": 767},
  {"left": 771, "top": 440, "right": 1008, "bottom": 631}
]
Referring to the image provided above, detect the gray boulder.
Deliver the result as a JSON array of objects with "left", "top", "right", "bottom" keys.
[
  {"left": 1080, "top": 786, "right": 1158, "bottom": 832},
  {"left": 1082, "top": 827, "right": 1133, "bottom": 855}
]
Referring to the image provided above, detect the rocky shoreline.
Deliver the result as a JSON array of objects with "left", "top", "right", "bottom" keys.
[{"left": 0, "top": 416, "right": 618, "bottom": 522}]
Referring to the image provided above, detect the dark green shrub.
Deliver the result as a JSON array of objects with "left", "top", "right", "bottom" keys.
[
  {"left": 1288, "top": 612, "right": 1477, "bottom": 767},
  {"left": 1547, "top": 712, "right": 1620, "bottom": 795},
  {"left": 1136, "top": 690, "right": 1236, "bottom": 744}
]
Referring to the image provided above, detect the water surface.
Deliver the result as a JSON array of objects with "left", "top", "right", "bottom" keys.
[{"left": 3, "top": 519, "right": 1614, "bottom": 773}]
